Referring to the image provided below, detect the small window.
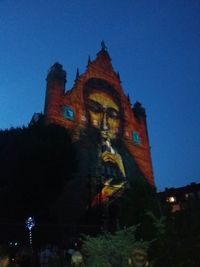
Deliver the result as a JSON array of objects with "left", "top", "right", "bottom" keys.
[
  {"left": 63, "top": 106, "right": 74, "bottom": 120},
  {"left": 132, "top": 131, "right": 140, "bottom": 144}
]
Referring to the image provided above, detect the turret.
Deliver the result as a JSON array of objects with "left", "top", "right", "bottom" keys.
[
  {"left": 44, "top": 63, "right": 66, "bottom": 122},
  {"left": 133, "top": 101, "right": 148, "bottom": 139},
  {"left": 47, "top": 62, "right": 66, "bottom": 80},
  {"left": 132, "top": 101, "right": 146, "bottom": 121}
]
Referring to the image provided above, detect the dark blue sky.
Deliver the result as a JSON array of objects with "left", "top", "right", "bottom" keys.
[{"left": 0, "top": 0, "right": 200, "bottom": 191}]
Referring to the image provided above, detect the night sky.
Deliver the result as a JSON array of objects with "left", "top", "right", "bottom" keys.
[{"left": 0, "top": 0, "right": 200, "bottom": 191}]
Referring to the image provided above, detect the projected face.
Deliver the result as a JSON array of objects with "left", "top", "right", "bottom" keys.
[
  {"left": 84, "top": 82, "right": 126, "bottom": 207},
  {"left": 87, "top": 90, "right": 120, "bottom": 140}
]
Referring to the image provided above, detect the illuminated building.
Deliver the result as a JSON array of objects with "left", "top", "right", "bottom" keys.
[
  {"left": 43, "top": 43, "right": 154, "bottom": 211},
  {"left": 158, "top": 182, "right": 200, "bottom": 212}
]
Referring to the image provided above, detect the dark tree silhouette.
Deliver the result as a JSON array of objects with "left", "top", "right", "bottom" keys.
[{"left": 0, "top": 119, "right": 76, "bottom": 243}]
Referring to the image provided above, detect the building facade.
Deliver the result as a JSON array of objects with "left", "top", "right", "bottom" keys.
[{"left": 44, "top": 44, "right": 154, "bottom": 210}]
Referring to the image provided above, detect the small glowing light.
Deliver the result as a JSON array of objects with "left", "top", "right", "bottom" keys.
[
  {"left": 25, "top": 217, "right": 35, "bottom": 230},
  {"left": 25, "top": 217, "right": 35, "bottom": 246},
  {"left": 167, "top": 196, "right": 176, "bottom": 203}
]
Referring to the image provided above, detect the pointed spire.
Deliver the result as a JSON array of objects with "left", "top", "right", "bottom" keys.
[
  {"left": 87, "top": 56, "right": 91, "bottom": 66},
  {"left": 90, "top": 42, "right": 114, "bottom": 73},
  {"left": 117, "top": 72, "right": 121, "bottom": 83},
  {"left": 75, "top": 68, "right": 80, "bottom": 81},
  {"left": 101, "top": 40, "right": 107, "bottom": 51},
  {"left": 96, "top": 41, "right": 111, "bottom": 61}
]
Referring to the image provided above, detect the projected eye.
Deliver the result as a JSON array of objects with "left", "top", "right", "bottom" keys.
[
  {"left": 107, "top": 108, "right": 120, "bottom": 119},
  {"left": 87, "top": 100, "right": 103, "bottom": 113}
]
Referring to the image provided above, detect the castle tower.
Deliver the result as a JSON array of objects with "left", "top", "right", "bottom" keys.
[{"left": 44, "top": 62, "right": 66, "bottom": 124}]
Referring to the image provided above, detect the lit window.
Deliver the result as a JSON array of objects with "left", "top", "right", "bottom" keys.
[
  {"left": 185, "top": 192, "right": 195, "bottom": 199},
  {"left": 63, "top": 106, "right": 74, "bottom": 120},
  {"left": 167, "top": 196, "right": 176, "bottom": 203},
  {"left": 132, "top": 131, "right": 140, "bottom": 144}
]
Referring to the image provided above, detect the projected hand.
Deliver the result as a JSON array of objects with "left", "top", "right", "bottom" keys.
[{"left": 101, "top": 151, "right": 126, "bottom": 177}]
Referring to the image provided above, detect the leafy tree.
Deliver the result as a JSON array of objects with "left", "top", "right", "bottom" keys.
[
  {"left": 81, "top": 226, "right": 150, "bottom": 267},
  {"left": 117, "top": 178, "right": 161, "bottom": 234},
  {"left": 151, "top": 196, "right": 200, "bottom": 267}
]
